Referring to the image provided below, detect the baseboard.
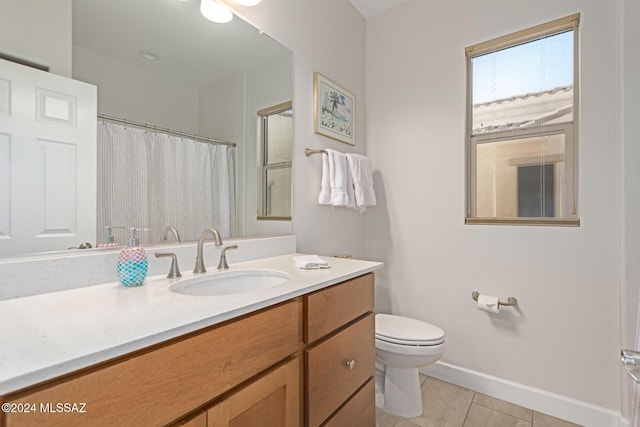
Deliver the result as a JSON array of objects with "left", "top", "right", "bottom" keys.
[{"left": 421, "top": 361, "right": 623, "bottom": 427}]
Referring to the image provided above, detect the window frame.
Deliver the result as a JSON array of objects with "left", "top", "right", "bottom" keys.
[
  {"left": 257, "top": 101, "right": 292, "bottom": 221},
  {"left": 465, "top": 13, "right": 580, "bottom": 226}
]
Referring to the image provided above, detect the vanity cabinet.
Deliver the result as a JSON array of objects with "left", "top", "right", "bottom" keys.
[
  {"left": 2, "top": 300, "right": 300, "bottom": 427},
  {"left": 303, "top": 273, "right": 375, "bottom": 426},
  {"left": 1, "top": 272, "right": 376, "bottom": 427}
]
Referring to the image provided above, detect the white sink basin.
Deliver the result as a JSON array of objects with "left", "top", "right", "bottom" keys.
[{"left": 169, "top": 269, "right": 290, "bottom": 296}]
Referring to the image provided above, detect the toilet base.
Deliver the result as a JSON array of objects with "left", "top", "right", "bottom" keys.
[{"left": 382, "top": 366, "right": 423, "bottom": 417}]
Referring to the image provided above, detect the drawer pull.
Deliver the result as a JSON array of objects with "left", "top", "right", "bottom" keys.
[{"left": 346, "top": 359, "right": 356, "bottom": 370}]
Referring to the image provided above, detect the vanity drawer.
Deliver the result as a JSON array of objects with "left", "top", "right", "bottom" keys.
[
  {"left": 3, "top": 300, "right": 300, "bottom": 427},
  {"left": 304, "top": 273, "right": 374, "bottom": 344},
  {"left": 305, "top": 313, "right": 375, "bottom": 427},
  {"left": 323, "top": 377, "right": 375, "bottom": 427}
]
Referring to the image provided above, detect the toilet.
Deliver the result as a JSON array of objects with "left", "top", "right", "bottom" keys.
[{"left": 375, "top": 313, "right": 445, "bottom": 417}]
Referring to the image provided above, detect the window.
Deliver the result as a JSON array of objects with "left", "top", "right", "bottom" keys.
[
  {"left": 465, "top": 14, "right": 580, "bottom": 226},
  {"left": 258, "top": 102, "right": 292, "bottom": 220}
]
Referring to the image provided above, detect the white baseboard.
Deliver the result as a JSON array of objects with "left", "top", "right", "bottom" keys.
[{"left": 420, "top": 361, "right": 624, "bottom": 427}]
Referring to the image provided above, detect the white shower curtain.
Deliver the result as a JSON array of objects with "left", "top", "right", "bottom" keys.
[{"left": 96, "top": 122, "right": 235, "bottom": 245}]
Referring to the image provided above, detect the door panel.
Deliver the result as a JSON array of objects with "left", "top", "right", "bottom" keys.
[{"left": 0, "top": 58, "right": 96, "bottom": 256}]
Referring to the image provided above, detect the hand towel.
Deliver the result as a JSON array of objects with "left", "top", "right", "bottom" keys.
[
  {"left": 346, "top": 153, "right": 377, "bottom": 213},
  {"left": 326, "top": 149, "right": 355, "bottom": 208},
  {"left": 318, "top": 153, "right": 331, "bottom": 205},
  {"left": 293, "top": 255, "right": 330, "bottom": 269}
]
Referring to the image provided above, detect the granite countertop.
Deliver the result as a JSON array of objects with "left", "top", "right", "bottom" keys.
[{"left": 0, "top": 254, "right": 382, "bottom": 395}]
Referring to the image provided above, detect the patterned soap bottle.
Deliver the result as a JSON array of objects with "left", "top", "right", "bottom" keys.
[{"left": 117, "top": 228, "right": 148, "bottom": 287}]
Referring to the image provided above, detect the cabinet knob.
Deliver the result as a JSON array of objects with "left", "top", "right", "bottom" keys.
[{"left": 346, "top": 359, "right": 356, "bottom": 370}]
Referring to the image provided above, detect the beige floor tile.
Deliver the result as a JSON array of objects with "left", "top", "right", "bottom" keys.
[
  {"left": 377, "top": 408, "right": 400, "bottom": 427},
  {"left": 473, "top": 393, "right": 533, "bottom": 422},
  {"left": 404, "top": 377, "right": 475, "bottom": 427},
  {"left": 463, "top": 403, "right": 531, "bottom": 427},
  {"left": 395, "top": 419, "right": 425, "bottom": 427},
  {"left": 420, "top": 374, "right": 428, "bottom": 385},
  {"left": 533, "top": 412, "right": 582, "bottom": 427}
]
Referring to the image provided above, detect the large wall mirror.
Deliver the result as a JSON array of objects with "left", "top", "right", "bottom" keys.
[{"left": 0, "top": 0, "right": 293, "bottom": 259}]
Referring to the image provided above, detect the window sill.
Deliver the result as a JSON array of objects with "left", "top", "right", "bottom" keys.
[
  {"left": 257, "top": 216, "right": 292, "bottom": 221},
  {"left": 465, "top": 217, "right": 580, "bottom": 227}
]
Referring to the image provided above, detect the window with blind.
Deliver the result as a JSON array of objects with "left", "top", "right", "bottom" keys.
[{"left": 465, "top": 14, "right": 580, "bottom": 226}]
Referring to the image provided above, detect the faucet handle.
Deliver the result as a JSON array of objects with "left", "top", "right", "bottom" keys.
[
  {"left": 217, "top": 245, "right": 238, "bottom": 270},
  {"left": 155, "top": 252, "right": 182, "bottom": 278}
]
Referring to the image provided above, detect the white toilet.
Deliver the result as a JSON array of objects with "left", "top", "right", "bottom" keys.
[{"left": 375, "top": 313, "right": 445, "bottom": 417}]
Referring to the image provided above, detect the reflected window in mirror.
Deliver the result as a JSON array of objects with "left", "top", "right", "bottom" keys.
[{"left": 258, "top": 102, "right": 292, "bottom": 220}]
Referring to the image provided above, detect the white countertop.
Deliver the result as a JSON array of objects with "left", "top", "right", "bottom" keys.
[{"left": 0, "top": 254, "right": 382, "bottom": 395}]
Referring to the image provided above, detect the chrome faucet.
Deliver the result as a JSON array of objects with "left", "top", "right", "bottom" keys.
[
  {"left": 162, "top": 226, "right": 181, "bottom": 242},
  {"left": 217, "top": 245, "right": 238, "bottom": 270},
  {"left": 155, "top": 252, "right": 182, "bottom": 278},
  {"left": 193, "top": 228, "right": 223, "bottom": 273}
]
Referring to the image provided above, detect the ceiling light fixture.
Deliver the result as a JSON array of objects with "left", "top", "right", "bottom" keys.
[
  {"left": 200, "top": 0, "right": 233, "bottom": 23},
  {"left": 233, "top": 0, "right": 262, "bottom": 6}
]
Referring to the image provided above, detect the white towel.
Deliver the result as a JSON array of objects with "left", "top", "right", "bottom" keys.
[
  {"left": 326, "top": 149, "right": 355, "bottom": 208},
  {"left": 318, "top": 153, "right": 331, "bottom": 205},
  {"left": 293, "top": 255, "right": 330, "bottom": 269},
  {"left": 346, "top": 153, "right": 377, "bottom": 213}
]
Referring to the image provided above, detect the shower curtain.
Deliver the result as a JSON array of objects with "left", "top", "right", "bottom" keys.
[{"left": 96, "top": 122, "right": 235, "bottom": 245}]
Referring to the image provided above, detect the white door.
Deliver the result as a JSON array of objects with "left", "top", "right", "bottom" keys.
[{"left": 0, "top": 59, "right": 97, "bottom": 257}]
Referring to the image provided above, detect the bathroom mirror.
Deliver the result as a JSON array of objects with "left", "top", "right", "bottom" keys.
[{"left": 0, "top": 0, "right": 293, "bottom": 259}]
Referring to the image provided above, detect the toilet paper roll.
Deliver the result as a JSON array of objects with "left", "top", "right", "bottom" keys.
[{"left": 477, "top": 294, "right": 500, "bottom": 314}]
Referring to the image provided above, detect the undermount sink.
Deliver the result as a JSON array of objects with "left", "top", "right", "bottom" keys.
[{"left": 169, "top": 269, "right": 290, "bottom": 296}]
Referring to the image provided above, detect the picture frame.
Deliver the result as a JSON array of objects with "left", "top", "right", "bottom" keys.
[{"left": 314, "top": 72, "right": 355, "bottom": 145}]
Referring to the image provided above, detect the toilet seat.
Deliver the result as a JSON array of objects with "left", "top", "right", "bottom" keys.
[
  {"left": 375, "top": 334, "right": 444, "bottom": 346},
  {"left": 375, "top": 313, "right": 445, "bottom": 346}
]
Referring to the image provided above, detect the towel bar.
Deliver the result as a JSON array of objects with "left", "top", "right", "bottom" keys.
[
  {"left": 471, "top": 291, "right": 518, "bottom": 307},
  {"left": 305, "top": 148, "right": 326, "bottom": 156}
]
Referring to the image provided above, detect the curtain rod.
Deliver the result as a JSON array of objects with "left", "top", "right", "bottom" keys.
[{"left": 97, "top": 114, "right": 236, "bottom": 148}]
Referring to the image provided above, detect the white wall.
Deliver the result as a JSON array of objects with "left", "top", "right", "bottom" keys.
[
  {"left": 198, "top": 54, "right": 292, "bottom": 238},
  {"left": 198, "top": 72, "right": 246, "bottom": 236},
  {"left": 219, "top": 0, "right": 368, "bottom": 259},
  {"left": 198, "top": 72, "right": 246, "bottom": 144},
  {"left": 621, "top": 0, "right": 640, "bottom": 418},
  {"left": 0, "top": 0, "right": 72, "bottom": 77},
  {"left": 244, "top": 54, "right": 293, "bottom": 237},
  {"left": 73, "top": 46, "right": 199, "bottom": 133},
  {"left": 366, "top": 0, "right": 620, "bottom": 412}
]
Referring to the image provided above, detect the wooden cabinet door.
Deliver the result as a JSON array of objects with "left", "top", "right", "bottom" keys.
[
  {"left": 174, "top": 411, "right": 207, "bottom": 427},
  {"left": 207, "top": 358, "right": 299, "bottom": 427},
  {"left": 323, "top": 378, "right": 375, "bottom": 427},
  {"left": 305, "top": 314, "right": 375, "bottom": 427}
]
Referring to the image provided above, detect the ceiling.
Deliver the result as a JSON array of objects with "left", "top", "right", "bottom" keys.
[
  {"left": 349, "top": 0, "right": 412, "bottom": 18},
  {"left": 72, "top": 0, "right": 291, "bottom": 89}
]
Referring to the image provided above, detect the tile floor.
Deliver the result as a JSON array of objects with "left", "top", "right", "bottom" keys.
[{"left": 376, "top": 375, "right": 582, "bottom": 427}]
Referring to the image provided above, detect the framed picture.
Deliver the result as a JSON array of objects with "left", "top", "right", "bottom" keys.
[{"left": 314, "top": 72, "right": 355, "bottom": 145}]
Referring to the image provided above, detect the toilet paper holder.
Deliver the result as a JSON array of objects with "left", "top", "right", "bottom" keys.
[{"left": 471, "top": 291, "right": 518, "bottom": 307}]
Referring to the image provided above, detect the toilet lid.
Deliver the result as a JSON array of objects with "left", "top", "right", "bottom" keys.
[{"left": 375, "top": 313, "right": 445, "bottom": 346}]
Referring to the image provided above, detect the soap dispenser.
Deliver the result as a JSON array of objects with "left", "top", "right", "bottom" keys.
[
  {"left": 117, "top": 228, "right": 149, "bottom": 287},
  {"left": 97, "top": 226, "right": 122, "bottom": 248}
]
